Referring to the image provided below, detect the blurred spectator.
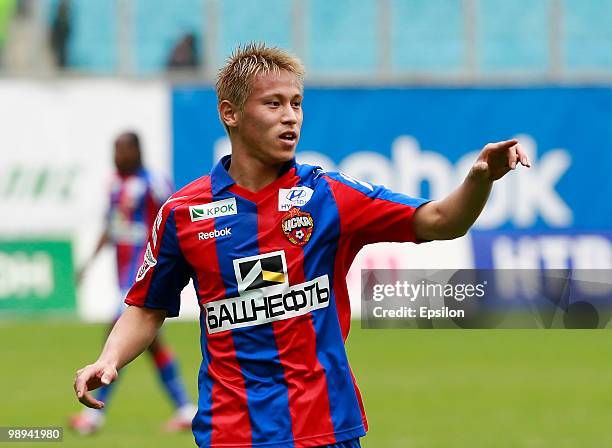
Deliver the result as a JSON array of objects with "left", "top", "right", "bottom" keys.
[
  {"left": 166, "top": 32, "right": 199, "bottom": 70},
  {"left": 50, "top": 0, "right": 70, "bottom": 68},
  {"left": 0, "top": 0, "right": 16, "bottom": 65},
  {"left": 69, "top": 131, "right": 196, "bottom": 435}
]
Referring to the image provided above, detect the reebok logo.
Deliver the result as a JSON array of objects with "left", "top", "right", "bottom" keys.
[
  {"left": 198, "top": 227, "right": 232, "bottom": 240},
  {"left": 190, "top": 198, "right": 237, "bottom": 222}
]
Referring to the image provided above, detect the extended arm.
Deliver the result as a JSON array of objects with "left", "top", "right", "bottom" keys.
[
  {"left": 73, "top": 306, "right": 166, "bottom": 409},
  {"left": 413, "top": 139, "right": 530, "bottom": 241}
]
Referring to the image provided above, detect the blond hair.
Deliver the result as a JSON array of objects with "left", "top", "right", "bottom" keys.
[{"left": 216, "top": 42, "right": 305, "bottom": 112}]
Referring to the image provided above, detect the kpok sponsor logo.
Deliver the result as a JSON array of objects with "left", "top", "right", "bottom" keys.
[
  {"left": 190, "top": 198, "right": 237, "bottom": 222},
  {"left": 205, "top": 275, "right": 330, "bottom": 334},
  {"left": 198, "top": 227, "right": 232, "bottom": 241}
]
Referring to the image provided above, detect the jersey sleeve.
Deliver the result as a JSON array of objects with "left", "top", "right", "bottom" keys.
[
  {"left": 124, "top": 203, "right": 191, "bottom": 317},
  {"left": 323, "top": 171, "right": 430, "bottom": 246}
]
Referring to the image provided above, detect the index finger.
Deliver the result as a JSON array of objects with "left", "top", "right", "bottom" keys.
[
  {"left": 515, "top": 145, "right": 531, "bottom": 167},
  {"left": 74, "top": 369, "right": 105, "bottom": 409},
  {"left": 78, "top": 390, "right": 105, "bottom": 409},
  {"left": 488, "top": 139, "right": 519, "bottom": 152},
  {"left": 74, "top": 369, "right": 90, "bottom": 399}
]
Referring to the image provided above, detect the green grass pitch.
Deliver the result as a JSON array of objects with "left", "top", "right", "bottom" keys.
[{"left": 1, "top": 320, "right": 612, "bottom": 447}]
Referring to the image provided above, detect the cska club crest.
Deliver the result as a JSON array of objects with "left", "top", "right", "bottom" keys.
[{"left": 281, "top": 208, "right": 314, "bottom": 246}]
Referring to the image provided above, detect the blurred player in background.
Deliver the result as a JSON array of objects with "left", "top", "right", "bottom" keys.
[
  {"left": 74, "top": 45, "right": 530, "bottom": 447},
  {"left": 70, "top": 131, "right": 196, "bottom": 435}
]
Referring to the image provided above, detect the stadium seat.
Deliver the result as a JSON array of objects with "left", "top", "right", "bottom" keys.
[
  {"left": 391, "top": 0, "right": 464, "bottom": 73},
  {"left": 564, "top": 0, "right": 612, "bottom": 70},
  {"left": 44, "top": 0, "right": 612, "bottom": 76},
  {"left": 134, "top": 0, "right": 203, "bottom": 73},
  {"left": 61, "top": 0, "right": 117, "bottom": 73},
  {"left": 307, "top": 0, "right": 378, "bottom": 74},
  {"left": 479, "top": 0, "right": 549, "bottom": 73},
  {"left": 218, "top": 0, "right": 292, "bottom": 66}
]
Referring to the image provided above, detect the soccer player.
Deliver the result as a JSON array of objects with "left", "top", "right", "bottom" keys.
[
  {"left": 70, "top": 132, "right": 196, "bottom": 435},
  {"left": 73, "top": 44, "right": 530, "bottom": 447}
]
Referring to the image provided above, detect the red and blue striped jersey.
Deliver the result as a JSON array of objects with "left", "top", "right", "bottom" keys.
[
  {"left": 126, "top": 156, "right": 428, "bottom": 448},
  {"left": 107, "top": 168, "right": 172, "bottom": 290}
]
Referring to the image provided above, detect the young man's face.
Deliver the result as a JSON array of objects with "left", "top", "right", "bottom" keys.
[{"left": 236, "top": 69, "right": 303, "bottom": 164}]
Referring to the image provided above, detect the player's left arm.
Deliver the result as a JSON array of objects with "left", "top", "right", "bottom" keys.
[{"left": 413, "top": 139, "right": 530, "bottom": 241}]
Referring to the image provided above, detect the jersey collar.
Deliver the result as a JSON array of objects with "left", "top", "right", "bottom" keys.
[
  {"left": 210, "top": 155, "right": 297, "bottom": 196},
  {"left": 210, "top": 155, "right": 236, "bottom": 195}
]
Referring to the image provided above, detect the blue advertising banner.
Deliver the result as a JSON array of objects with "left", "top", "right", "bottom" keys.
[{"left": 172, "top": 87, "right": 612, "bottom": 269}]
